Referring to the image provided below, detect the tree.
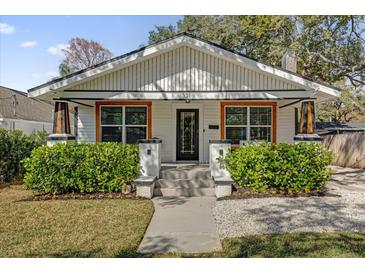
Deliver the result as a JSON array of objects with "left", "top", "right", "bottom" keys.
[
  {"left": 148, "top": 25, "right": 177, "bottom": 44},
  {"left": 317, "top": 88, "right": 365, "bottom": 123},
  {"left": 148, "top": 16, "right": 365, "bottom": 121},
  {"left": 59, "top": 37, "right": 112, "bottom": 76},
  {"left": 148, "top": 16, "right": 365, "bottom": 89},
  {"left": 58, "top": 62, "right": 71, "bottom": 77}
]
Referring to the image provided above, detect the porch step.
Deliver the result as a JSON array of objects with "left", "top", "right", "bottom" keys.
[
  {"left": 155, "top": 164, "right": 215, "bottom": 197},
  {"left": 159, "top": 164, "right": 211, "bottom": 180},
  {"left": 156, "top": 178, "right": 215, "bottom": 188},
  {"left": 154, "top": 186, "right": 215, "bottom": 197}
]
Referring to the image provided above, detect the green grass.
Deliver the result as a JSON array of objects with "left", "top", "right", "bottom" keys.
[
  {"left": 0, "top": 185, "right": 154, "bottom": 257},
  {"left": 151, "top": 232, "right": 365, "bottom": 258},
  {"left": 1, "top": 186, "right": 364, "bottom": 258},
  {"left": 217, "top": 232, "right": 365, "bottom": 258}
]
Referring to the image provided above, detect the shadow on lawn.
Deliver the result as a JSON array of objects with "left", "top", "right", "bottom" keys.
[
  {"left": 242, "top": 198, "right": 365, "bottom": 234},
  {"left": 222, "top": 232, "right": 365, "bottom": 258}
]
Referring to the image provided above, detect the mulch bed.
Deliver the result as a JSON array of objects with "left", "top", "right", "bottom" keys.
[
  {"left": 218, "top": 185, "right": 341, "bottom": 200},
  {"left": 19, "top": 192, "right": 147, "bottom": 202}
]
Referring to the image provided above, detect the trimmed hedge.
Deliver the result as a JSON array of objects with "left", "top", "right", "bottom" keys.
[
  {"left": 0, "top": 129, "right": 46, "bottom": 183},
  {"left": 222, "top": 142, "right": 333, "bottom": 191},
  {"left": 23, "top": 143, "right": 140, "bottom": 195}
]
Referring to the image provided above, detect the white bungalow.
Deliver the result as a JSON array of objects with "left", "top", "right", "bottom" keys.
[{"left": 28, "top": 33, "right": 340, "bottom": 163}]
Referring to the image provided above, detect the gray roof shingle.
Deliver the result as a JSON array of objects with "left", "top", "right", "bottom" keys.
[{"left": 0, "top": 86, "right": 53, "bottom": 123}]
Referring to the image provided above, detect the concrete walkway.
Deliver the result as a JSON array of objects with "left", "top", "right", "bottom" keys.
[{"left": 138, "top": 197, "right": 222, "bottom": 254}]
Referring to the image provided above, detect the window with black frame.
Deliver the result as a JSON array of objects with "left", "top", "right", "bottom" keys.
[
  {"left": 100, "top": 106, "right": 147, "bottom": 143},
  {"left": 225, "top": 107, "right": 248, "bottom": 145},
  {"left": 225, "top": 106, "right": 272, "bottom": 144}
]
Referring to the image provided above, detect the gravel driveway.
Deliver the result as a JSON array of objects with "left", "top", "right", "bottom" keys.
[{"left": 213, "top": 166, "right": 365, "bottom": 239}]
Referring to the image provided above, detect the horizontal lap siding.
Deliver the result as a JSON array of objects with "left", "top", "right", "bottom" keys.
[
  {"left": 78, "top": 105, "right": 96, "bottom": 143},
  {"left": 152, "top": 101, "right": 221, "bottom": 162},
  {"left": 69, "top": 46, "right": 302, "bottom": 91},
  {"left": 202, "top": 101, "right": 220, "bottom": 161},
  {"left": 277, "top": 102, "right": 295, "bottom": 143},
  {"left": 152, "top": 101, "right": 174, "bottom": 162}
]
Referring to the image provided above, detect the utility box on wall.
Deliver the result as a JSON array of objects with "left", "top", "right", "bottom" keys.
[{"left": 138, "top": 138, "right": 162, "bottom": 178}]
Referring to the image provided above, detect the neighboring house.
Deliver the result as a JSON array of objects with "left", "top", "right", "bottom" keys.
[
  {"left": 0, "top": 86, "right": 53, "bottom": 134},
  {"left": 28, "top": 33, "right": 340, "bottom": 162},
  {"left": 316, "top": 122, "right": 365, "bottom": 135}
]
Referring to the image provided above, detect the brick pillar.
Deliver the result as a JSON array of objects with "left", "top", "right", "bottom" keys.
[{"left": 53, "top": 101, "right": 71, "bottom": 134}]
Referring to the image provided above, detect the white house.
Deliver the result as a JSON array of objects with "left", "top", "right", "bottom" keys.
[
  {"left": 0, "top": 86, "right": 53, "bottom": 134},
  {"left": 28, "top": 33, "right": 340, "bottom": 163}
]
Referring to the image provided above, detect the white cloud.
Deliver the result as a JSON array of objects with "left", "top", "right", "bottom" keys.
[
  {"left": 31, "top": 73, "right": 40, "bottom": 79},
  {"left": 20, "top": 41, "right": 38, "bottom": 48},
  {"left": 47, "top": 71, "right": 59, "bottom": 78},
  {"left": 47, "top": 44, "right": 68, "bottom": 56},
  {"left": 0, "top": 22, "right": 15, "bottom": 34}
]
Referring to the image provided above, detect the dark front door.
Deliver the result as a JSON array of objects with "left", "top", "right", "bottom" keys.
[{"left": 176, "top": 109, "right": 199, "bottom": 161}]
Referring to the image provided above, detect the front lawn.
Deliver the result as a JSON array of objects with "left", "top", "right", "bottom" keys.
[
  {"left": 217, "top": 232, "right": 365, "bottom": 258},
  {"left": 156, "top": 232, "right": 365, "bottom": 258},
  {"left": 1, "top": 185, "right": 364, "bottom": 258},
  {"left": 0, "top": 185, "right": 154, "bottom": 257}
]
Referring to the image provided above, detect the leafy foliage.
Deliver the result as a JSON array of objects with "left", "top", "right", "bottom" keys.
[
  {"left": 222, "top": 142, "right": 333, "bottom": 191},
  {"left": 0, "top": 129, "right": 47, "bottom": 183},
  {"left": 59, "top": 37, "right": 112, "bottom": 76},
  {"left": 148, "top": 15, "right": 365, "bottom": 89},
  {"left": 148, "top": 16, "right": 365, "bottom": 122},
  {"left": 23, "top": 143, "right": 140, "bottom": 195},
  {"left": 317, "top": 86, "right": 365, "bottom": 122}
]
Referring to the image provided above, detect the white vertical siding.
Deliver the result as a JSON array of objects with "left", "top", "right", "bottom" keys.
[
  {"left": 69, "top": 45, "right": 302, "bottom": 92},
  {"left": 77, "top": 105, "right": 96, "bottom": 143}
]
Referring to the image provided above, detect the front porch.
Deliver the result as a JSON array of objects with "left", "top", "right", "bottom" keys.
[{"left": 75, "top": 99, "right": 298, "bottom": 163}]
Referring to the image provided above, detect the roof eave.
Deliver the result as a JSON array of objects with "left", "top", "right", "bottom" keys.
[{"left": 28, "top": 33, "right": 341, "bottom": 99}]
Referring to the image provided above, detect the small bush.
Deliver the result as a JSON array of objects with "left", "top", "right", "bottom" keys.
[
  {"left": 23, "top": 143, "right": 140, "bottom": 195},
  {"left": 222, "top": 142, "right": 333, "bottom": 191},
  {"left": 0, "top": 129, "right": 46, "bottom": 183}
]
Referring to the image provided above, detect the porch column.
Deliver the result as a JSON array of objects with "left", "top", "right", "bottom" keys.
[
  {"left": 294, "top": 100, "right": 323, "bottom": 143},
  {"left": 46, "top": 101, "right": 75, "bottom": 146},
  {"left": 299, "top": 100, "right": 315, "bottom": 134},
  {"left": 53, "top": 101, "right": 71, "bottom": 134}
]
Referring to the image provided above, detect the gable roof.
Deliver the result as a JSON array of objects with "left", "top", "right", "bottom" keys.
[
  {"left": 28, "top": 33, "right": 340, "bottom": 98},
  {"left": 0, "top": 86, "right": 53, "bottom": 123}
]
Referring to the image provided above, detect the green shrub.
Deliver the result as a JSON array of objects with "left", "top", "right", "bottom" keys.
[
  {"left": 0, "top": 129, "right": 46, "bottom": 183},
  {"left": 23, "top": 143, "right": 140, "bottom": 195},
  {"left": 222, "top": 142, "right": 333, "bottom": 191}
]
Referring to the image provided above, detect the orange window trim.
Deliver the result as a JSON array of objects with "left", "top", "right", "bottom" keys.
[
  {"left": 95, "top": 101, "right": 152, "bottom": 142},
  {"left": 220, "top": 101, "right": 277, "bottom": 144}
]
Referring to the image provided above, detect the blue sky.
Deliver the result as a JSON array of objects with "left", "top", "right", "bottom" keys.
[{"left": 0, "top": 16, "right": 182, "bottom": 92}]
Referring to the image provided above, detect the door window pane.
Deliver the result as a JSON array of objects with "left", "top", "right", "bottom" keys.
[
  {"left": 101, "top": 126, "right": 123, "bottom": 142},
  {"left": 226, "top": 127, "right": 247, "bottom": 145},
  {"left": 250, "top": 107, "right": 271, "bottom": 125},
  {"left": 250, "top": 127, "right": 271, "bottom": 141},
  {"left": 180, "top": 111, "right": 196, "bottom": 153},
  {"left": 101, "top": 107, "right": 123, "bottom": 125},
  {"left": 225, "top": 107, "right": 247, "bottom": 125},
  {"left": 126, "top": 127, "right": 147, "bottom": 144},
  {"left": 125, "top": 107, "right": 147, "bottom": 125}
]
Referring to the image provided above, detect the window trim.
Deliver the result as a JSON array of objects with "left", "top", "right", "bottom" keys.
[
  {"left": 96, "top": 101, "right": 152, "bottom": 142},
  {"left": 220, "top": 101, "right": 277, "bottom": 144}
]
